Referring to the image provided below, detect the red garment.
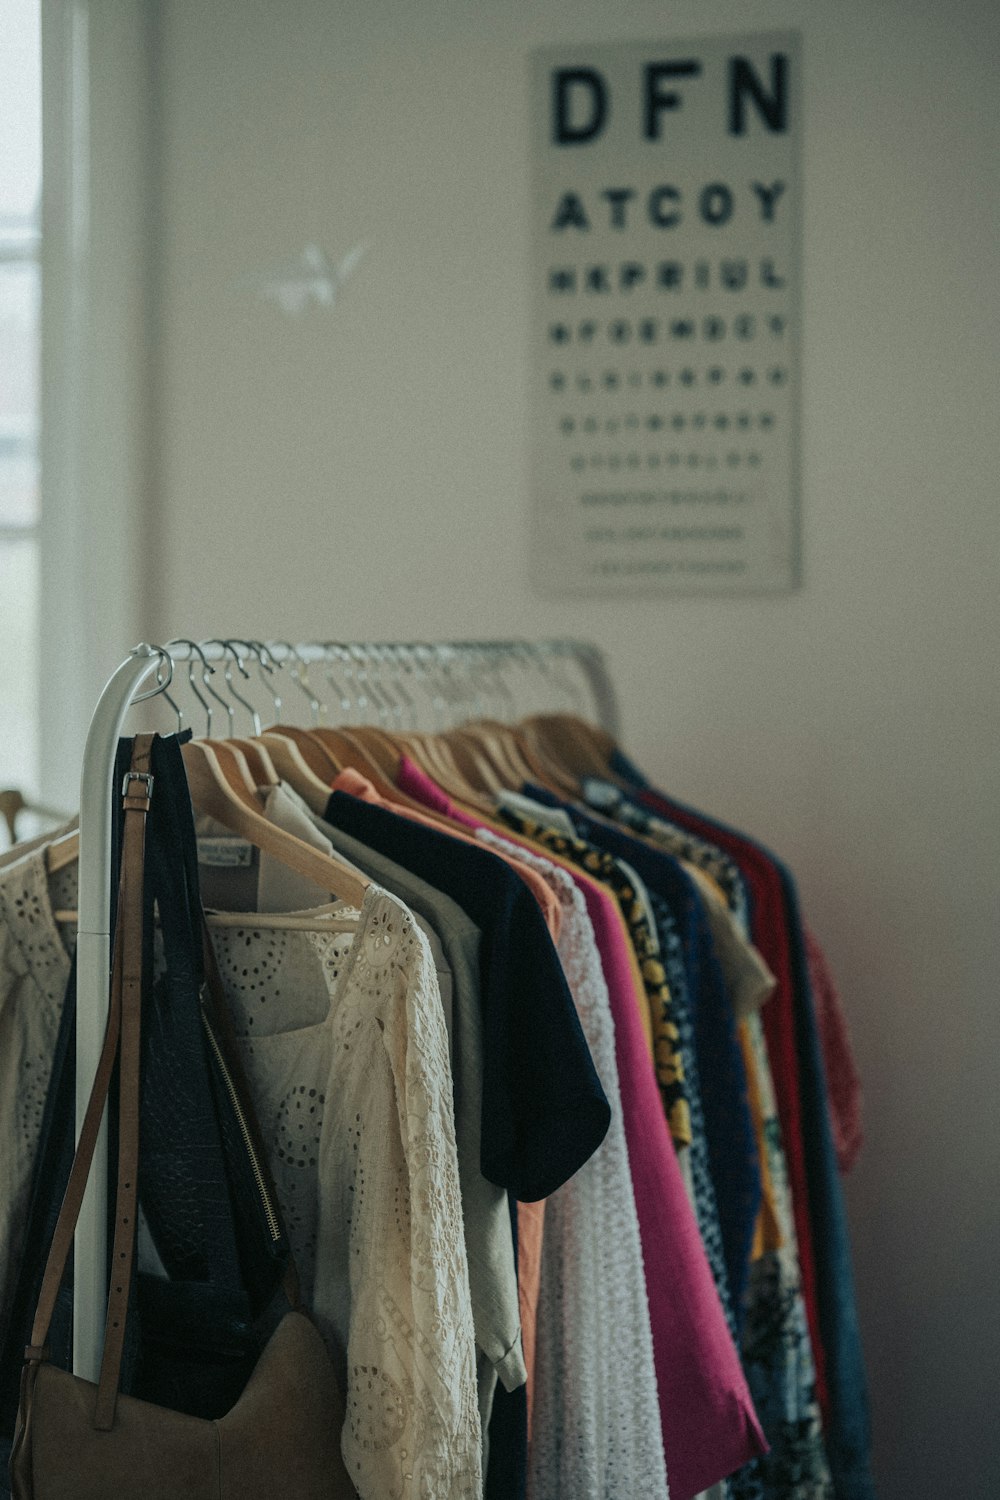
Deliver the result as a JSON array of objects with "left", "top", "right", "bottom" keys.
[
  {"left": 805, "top": 929, "right": 864, "bottom": 1175},
  {"left": 637, "top": 788, "right": 830, "bottom": 1426}
]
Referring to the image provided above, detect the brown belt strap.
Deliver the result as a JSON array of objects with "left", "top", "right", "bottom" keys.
[
  {"left": 93, "top": 735, "right": 154, "bottom": 1428},
  {"left": 24, "top": 735, "right": 155, "bottom": 1434},
  {"left": 199, "top": 916, "right": 301, "bottom": 1312}
]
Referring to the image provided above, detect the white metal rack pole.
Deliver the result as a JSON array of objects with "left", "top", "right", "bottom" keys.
[
  {"left": 71, "top": 637, "right": 618, "bottom": 1380},
  {"left": 73, "top": 644, "right": 161, "bottom": 1379}
]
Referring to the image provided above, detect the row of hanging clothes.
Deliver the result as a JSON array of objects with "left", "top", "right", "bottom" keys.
[{"left": 0, "top": 639, "right": 874, "bottom": 1500}]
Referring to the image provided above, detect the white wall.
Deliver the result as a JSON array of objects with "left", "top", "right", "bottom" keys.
[{"left": 125, "top": 1, "right": 1000, "bottom": 1493}]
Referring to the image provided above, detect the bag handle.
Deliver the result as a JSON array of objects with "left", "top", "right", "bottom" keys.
[{"left": 23, "top": 734, "right": 155, "bottom": 1431}]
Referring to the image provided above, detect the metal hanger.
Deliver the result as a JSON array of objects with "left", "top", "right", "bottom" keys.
[
  {"left": 166, "top": 640, "right": 260, "bottom": 802},
  {"left": 159, "top": 641, "right": 369, "bottom": 906},
  {"left": 208, "top": 641, "right": 281, "bottom": 788},
  {"left": 308, "top": 644, "right": 406, "bottom": 785}
]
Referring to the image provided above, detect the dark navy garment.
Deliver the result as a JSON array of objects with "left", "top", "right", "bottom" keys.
[
  {"left": 607, "top": 758, "right": 877, "bottom": 1500},
  {"left": 609, "top": 746, "right": 652, "bottom": 791},
  {"left": 521, "top": 784, "right": 761, "bottom": 1320},
  {"left": 324, "top": 792, "right": 611, "bottom": 1201}
]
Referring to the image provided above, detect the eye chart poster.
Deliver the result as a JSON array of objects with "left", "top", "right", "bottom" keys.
[{"left": 529, "top": 33, "right": 801, "bottom": 595}]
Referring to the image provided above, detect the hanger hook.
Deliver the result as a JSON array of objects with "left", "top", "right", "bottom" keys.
[
  {"left": 318, "top": 643, "right": 354, "bottom": 721},
  {"left": 272, "top": 641, "right": 324, "bottom": 726},
  {"left": 130, "top": 644, "right": 174, "bottom": 705},
  {"left": 159, "top": 656, "right": 184, "bottom": 733},
  {"left": 347, "top": 644, "right": 378, "bottom": 724},
  {"left": 166, "top": 639, "right": 217, "bottom": 736},
  {"left": 411, "top": 643, "right": 447, "bottom": 733},
  {"left": 130, "top": 645, "right": 185, "bottom": 731},
  {"left": 379, "top": 643, "right": 415, "bottom": 727},
  {"left": 209, "top": 639, "right": 262, "bottom": 735},
  {"left": 351, "top": 643, "right": 396, "bottom": 725},
  {"left": 547, "top": 641, "right": 586, "bottom": 714},
  {"left": 362, "top": 643, "right": 396, "bottom": 725},
  {"left": 433, "top": 643, "right": 466, "bottom": 729},
  {"left": 492, "top": 646, "right": 518, "bottom": 723},
  {"left": 535, "top": 640, "right": 582, "bottom": 715},
  {"left": 508, "top": 640, "right": 537, "bottom": 721},
  {"left": 391, "top": 644, "right": 424, "bottom": 732},
  {"left": 328, "top": 644, "right": 363, "bottom": 722},
  {"left": 248, "top": 641, "right": 282, "bottom": 723},
  {"left": 338, "top": 644, "right": 369, "bottom": 724},
  {"left": 197, "top": 642, "right": 236, "bottom": 733},
  {"left": 373, "top": 644, "right": 407, "bottom": 727},
  {"left": 467, "top": 645, "right": 487, "bottom": 723},
  {"left": 448, "top": 644, "right": 470, "bottom": 724}
]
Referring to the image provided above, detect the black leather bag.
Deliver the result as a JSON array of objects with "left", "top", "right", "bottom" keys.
[
  {"left": 135, "top": 733, "right": 289, "bottom": 1315},
  {"left": 0, "top": 734, "right": 289, "bottom": 1444}
]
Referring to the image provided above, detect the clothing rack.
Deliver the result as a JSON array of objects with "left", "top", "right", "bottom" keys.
[{"left": 72, "top": 638, "right": 618, "bottom": 1381}]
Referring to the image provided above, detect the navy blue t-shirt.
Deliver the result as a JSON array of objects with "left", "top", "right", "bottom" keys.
[{"left": 324, "top": 792, "right": 611, "bottom": 1201}]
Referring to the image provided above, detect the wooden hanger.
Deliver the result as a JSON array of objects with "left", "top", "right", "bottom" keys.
[
  {"left": 45, "top": 830, "right": 81, "bottom": 875},
  {"left": 317, "top": 725, "right": 442, "bottom": 814},
  {"left": 181, "top": 740, "right": 369, "bottom": 907},
  {"left": 415, "top": 731, "right": 498, "bottom": 808},
  {"left": 224, "top": 737, "right": 280, "bottom": 788},
  {"left": 310, "top": 723, "right": 456, "bottom": 817},
  {"left": 261, "top": 725, "right": 337, "bottom": 779},
  {"left": 0, "top": 789, "right": 69, "bottom": 846},
  {"left": 450, "top": 721, "right": 540, "bottom": 791},
  {"left": 520, "top": 713, "right": 619, "bottom": 784},
  {"left": 308, "top": 725, "right": 386, "bottom": 781},
  {"left": 42, "top": 738, "right": 262, "bottom": 880},
  {"left": 258, "top": 732, "right": 333, "bottom": 815},
  {"left": 204, "top": 740, "right": 261, "bottom": 799},
  {"left": 507, "top": 722, "right": 580, "bottom": 796},
  {"left": 437, "top": 728, "right": 504, "bottom": 795},
  {"left": 206, "top": 904, "right": 358, "bottom": 933},
  {"left": 336, "top": 725, "right": 403, "bottom": 784},
  {"left": 46, "top": 737, "right": 359, "bottom": 922},
  {"left": 396, "top": 730, "right": 495, "bottom": 810}
]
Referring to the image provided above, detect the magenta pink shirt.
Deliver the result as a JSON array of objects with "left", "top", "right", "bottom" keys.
[{"left": 396, "top": 757, "right": 767, "bottom": 1498}]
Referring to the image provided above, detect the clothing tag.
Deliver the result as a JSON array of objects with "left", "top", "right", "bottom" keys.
[
  {"left": 581, "top": 777, "right": 622, "bottom": 812},
  {"left": 198, "top": 837, "right": 254, "bottom": 868}
]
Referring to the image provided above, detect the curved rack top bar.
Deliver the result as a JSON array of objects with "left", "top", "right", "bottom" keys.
[{"left": 72, "top": 637, "right": 617, "bottom": 1379}]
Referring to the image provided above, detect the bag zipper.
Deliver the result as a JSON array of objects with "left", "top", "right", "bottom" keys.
[{"left": 200, "top": 1009, "right": 283, "bottom": 1244}]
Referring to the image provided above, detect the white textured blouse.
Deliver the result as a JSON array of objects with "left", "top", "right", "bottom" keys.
[
  {"left": 212, "top": 887, "right": 482, "bottom": 1499},
  {"left": 0, "top": 848, "right": 74, "bottom": 1320},
  {"left": 475, "top": 829, "right": 670, "bottom": 1500}
]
